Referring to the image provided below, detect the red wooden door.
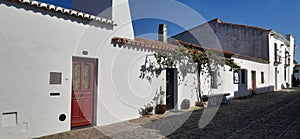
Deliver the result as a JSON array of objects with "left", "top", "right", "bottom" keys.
[
  {"left": 251, "top": 71, "right": 256, "bottom": 95},
  {"left": 71, "top": 58, "right": 95, "bottom": 127}
]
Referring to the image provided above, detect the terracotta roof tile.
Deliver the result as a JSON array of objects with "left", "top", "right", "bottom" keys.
[
  {"left": 232, "top": 54, "right": 270, "bottom": 64},
  {"left": 112, "top": 37, "right": 180, "bottom": 51},
  {"left": 112, "top": 37, "right": 269, "bottom": 64},
  {"left": 294, "top": 64, "right": 300, "bottom": 69},
  {"left": 8, "top": 0, "right": 115, "bottom": 25}
]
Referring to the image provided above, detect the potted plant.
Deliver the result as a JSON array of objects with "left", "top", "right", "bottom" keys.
[
  {"left": 155, "top": 87, "right": 167, "bottom": 114},
  {"left": 139, "top": 103, "right": 154, "bottom": 116},
  {"left": 181, "top": 99, "right": 190, "bottom": 109},
  {"left": 202, "top": 95, "right": 208, "bottom": 102},
  {"left": 195, "top": 101, "right": 204, "bottom": 107}
]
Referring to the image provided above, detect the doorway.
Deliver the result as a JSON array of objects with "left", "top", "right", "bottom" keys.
[
  {"left": 71, "top": 57, "right": 97, "bottom": 128},
  {"left": 166, "top": 68, "right": 178, "bottom": 110}
]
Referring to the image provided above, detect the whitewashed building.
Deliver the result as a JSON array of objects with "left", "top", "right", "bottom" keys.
[
  {"left": 0, "top": 0, "right": 153, "bottom": 138},
  {"left": 172, "top": 18, "right": 296, "bottom": 94},
  {"left": 0, "top": 0, "right": 296, "bottom": 138}
]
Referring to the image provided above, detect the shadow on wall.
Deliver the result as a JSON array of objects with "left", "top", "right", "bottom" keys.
[
  {"left": 234, "top": 86, "right": 275, "bottom": 98},
  {"left": 171, "top": 31, "right": 201, "bottom": 46},
  {"left": 1, "top": 0, "right": 113, "bottom": 30},
  {"left": 292, "top": 75, "right": 300, "bottom": 87}
]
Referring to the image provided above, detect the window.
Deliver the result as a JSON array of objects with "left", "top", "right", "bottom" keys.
[
  {"left": 261, "top": 72, "right": 265, "bottom": 84},
  {"left": 211, "top": 71, "right": 218, "bottom": 89},
  {"left": 295, "top": 70, "right": 299, "bottom": 73},
  {"left": 241, "top": 69, "right": 247, "bottom": 84},
  {"left": 274, "top": 43, "right": 278, "bottom": 62},
  {"left": 233, "top": 70, "right": 239, "bottom": 84},
  {"left": 285, "top": 51, "right": 290, "bottom": 66}
]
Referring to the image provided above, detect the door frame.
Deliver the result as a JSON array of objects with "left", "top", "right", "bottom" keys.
[{"left": 71, "top": 57, "right": 98, "bottom": 128}]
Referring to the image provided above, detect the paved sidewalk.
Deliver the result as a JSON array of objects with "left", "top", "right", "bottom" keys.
[{"left": 36, "top": 88, "right": 300, "bottom": 139}]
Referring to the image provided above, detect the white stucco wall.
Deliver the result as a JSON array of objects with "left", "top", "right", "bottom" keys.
[
  {"left": 232, "top": 58, "right": 270, "bottom": 97},
  {"left": 177, "top": 70, "right": 198, "bottom": 109},
  {"left": 196, "top": 58, "right": 270, "bottom": 99},
  {"left": 112, "top": 0, "right": 134, "bottom": 39},
  {"left": 268, "top": 33, "right": 293, "bottom": 90},
  {"left": 287, "top": 35, "right": 295, "bottom": 85},
  {"left": 0, "top": 1, "right": 147, "bottom": 138}
]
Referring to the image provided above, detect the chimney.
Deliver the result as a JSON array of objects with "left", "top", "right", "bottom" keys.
[{"left": 158, "top": 24, "right": 167, "bottom": 43}]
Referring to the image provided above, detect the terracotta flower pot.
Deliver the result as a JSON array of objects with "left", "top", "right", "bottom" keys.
[
  {"left": 195, "top": 101, "right": 204, "bottom": 107},
  {"left": 155, "top": 104, "right": 166, "bottom": 114}
]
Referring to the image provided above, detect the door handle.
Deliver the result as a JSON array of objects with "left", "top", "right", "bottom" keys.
[{"left": 80, "top": 93, "right": 84, "bottom": 97}]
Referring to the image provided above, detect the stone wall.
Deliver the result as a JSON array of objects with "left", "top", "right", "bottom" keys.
[{"left": 172, "top": 19, "right": 270, "bottom": 60}]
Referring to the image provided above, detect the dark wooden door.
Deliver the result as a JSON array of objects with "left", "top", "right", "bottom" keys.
[
  {"left": 71, "top": 58, "right": 96, "bottom": 127},
  {"left": 251, "top": 71, "right": 256, "bottom": 95},
  {"left": 166, "top": 68, "right": 178, "bottom": 110}
]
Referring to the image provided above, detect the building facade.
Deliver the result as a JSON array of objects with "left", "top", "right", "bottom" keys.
[
  {"left": 0, "top": 1, "right": 296, "bottom": 138},
  {"left": 172, "top": 18, "right": 295, "bottom": 91},
  {"left": 0, "top": 0, "right": 142, "bottom": 138}
]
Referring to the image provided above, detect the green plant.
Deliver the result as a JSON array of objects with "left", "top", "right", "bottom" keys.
[
  {"left": 154, "top": 47, "right": 241, "bottom": 103},
  {"left": 158, "top": 87, "right": 165, "bottom": 105},
  {"left": 182, "top": 99, "right": 190, "bottom": 103},
  {"left": 139, "top": 103, "right": 154, "bottom": 116},
  {"left": 153, "top": 86, "right": 167, "bottom": 114},
  {"left": 202, "top": 95, "right": 208, "bottom": 102}
]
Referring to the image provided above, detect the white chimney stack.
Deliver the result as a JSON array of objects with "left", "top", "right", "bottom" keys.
[{"left": 158, "top": 24, "right": 167, "bottom": 43}]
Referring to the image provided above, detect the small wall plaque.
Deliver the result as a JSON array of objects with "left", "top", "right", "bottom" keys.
[{"left": 50, "top": 72, "right": 62, "bottom": 85}]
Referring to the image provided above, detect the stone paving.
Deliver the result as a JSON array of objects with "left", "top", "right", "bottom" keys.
[{"left": 36, "top": 88, "right": 300, "bottom": 139}]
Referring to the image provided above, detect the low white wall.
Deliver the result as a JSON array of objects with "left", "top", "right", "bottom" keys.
[
  {"left": 232, "top": 57, "right": 270, "bottom": 97},
  {"left": 177, "top": 71, "right": 198, "bottom": 109},
  {"left": 97, "top": 46, "right": 165, "bottom": 125}
]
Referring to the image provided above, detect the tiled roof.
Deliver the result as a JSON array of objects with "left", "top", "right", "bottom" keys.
[
  {"left": 112, "top": 37, "right": 269, "bottom": 64},
  {"left": 8, "top": 0, "right": 115, "bottom": 25},
  {"left": 232, "top": 54, "right": 270, "bottom": 64},
  {"left": 212, "top": 18, "right": 271, "bottom": 32},
  {"left": 111, "top": 37, "right": 180, "bottom": 51},
  {"left": 294, "top": 64, "right": 300, "bottom": 69}
]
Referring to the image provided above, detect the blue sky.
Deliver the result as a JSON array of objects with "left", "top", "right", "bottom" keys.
[
  {"left": 129, "top": 0, "right": 300, "bottom": 62},
  {"left": 37, "top": 0, "right": 300, "bottom": 62}
]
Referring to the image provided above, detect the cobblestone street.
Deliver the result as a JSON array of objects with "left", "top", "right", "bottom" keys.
[{"left": 37, "top": 88, "right": 300, "bottom": 139}]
